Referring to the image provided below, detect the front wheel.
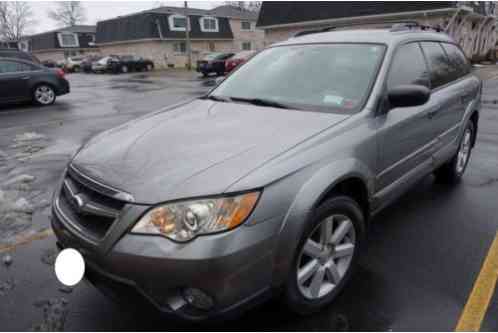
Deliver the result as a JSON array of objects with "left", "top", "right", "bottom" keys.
[
  {"left": 434, "top": 121, "right": 474, "bottom": 183},
  {"left": 284, "top": 196, "right": 365, "bottom": 315},
  {"left": 121, "top": 65, "right": 129, "bottom": 74},
  {"left": 33, "top": 85, "right": 56, "bottom": 106}
]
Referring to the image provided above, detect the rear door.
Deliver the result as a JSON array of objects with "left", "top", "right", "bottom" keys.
[
  {"left": 419, "top": 42, "right": 468, "bottom": 159},
  {"left": 0, "top": 60, "right": 36, "bottom": 102},
  {"left": 377, "top": 42, "right": 436, "bottom": 190}
]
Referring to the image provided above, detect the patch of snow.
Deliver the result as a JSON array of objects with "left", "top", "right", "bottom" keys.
[
  {"left": 14, "top": 132, "right": 47, "bottom": 142},
  {"left": 13, "top": 197, "right": 34, "bottom": 213},
  {"left": 1, "top": 174, "right": 35, "bottom": 188}
]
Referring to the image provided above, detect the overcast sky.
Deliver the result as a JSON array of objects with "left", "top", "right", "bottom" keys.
[{"left": 29, "top": 1, "right": 222, "bottom": 34}]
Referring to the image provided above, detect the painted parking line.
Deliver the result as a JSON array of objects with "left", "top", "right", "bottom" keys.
[
  {"left": 456, "top": 232, "right": 498, "bottom": 331},
  {"left": 0, "top": 228, "right": 54, "bottom": 254}
]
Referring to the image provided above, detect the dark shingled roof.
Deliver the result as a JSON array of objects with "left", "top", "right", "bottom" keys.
[
  {"left": 24, "top": 25, "right": 97, "bottom": 51},
  {"left": 257, "top": 2, "right": 456, "bottom": 27},
  {"left": 96, "top": 13, "right": 233, "bottom": 44},
  {"left": 209, "top": 5, "right": 259, "bottom": 20}
]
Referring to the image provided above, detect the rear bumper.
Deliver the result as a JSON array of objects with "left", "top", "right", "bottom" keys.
[
  {"left": 57, "top": 79, "right": 70, "bottom": 96},
  {"left": 51, "top": 198, "right": 283, "bottom": 321}
]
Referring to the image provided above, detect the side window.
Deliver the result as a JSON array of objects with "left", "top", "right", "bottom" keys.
[
  {"left": 388, "top": 43, "right": 430, "bottom": 89},
  {"left": 441, "top": 43, "right": 471, "bottom": 78},
  {"left": 420, "top": 42, "right": 454, "bottom": 89},
  {"left": 0, "top": 61, "right": 34, "bottom": 73}
]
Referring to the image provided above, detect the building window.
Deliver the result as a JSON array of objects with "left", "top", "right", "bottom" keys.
[
  {"left": 200, "top": 16, "right": 219, "bottom": 32},
  {"left": 242, "top": 41, "right": 252, "bottom": 51},
  {"left": 241, "top": 21, "right": 252, "bottom": 31},
  {"left": 58, "top": 32, "right": 79, "bottom": 47},
  {"left": 18, "top": 40, "right": 30, "bottom": 52},
  {"left": 173, "top": 41, "right": 186, "bottom": 54},
  {"left": 169, "top": 14, "right": 188, "bottom": 32}
]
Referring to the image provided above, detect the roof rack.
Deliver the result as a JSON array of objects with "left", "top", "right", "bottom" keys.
[{"left": 293, "top": 21, "right": 443, "bottom": 38}]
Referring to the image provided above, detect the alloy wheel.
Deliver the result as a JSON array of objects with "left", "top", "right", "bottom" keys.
[
  {"left": 456, "top": 128, "right": 472, "bottom": 174},
  {"left": 35, "top": 86, "right": 55, "bottom": 105},
  {"left": 296, "top": 214, "right": 356, "bottom": 299}
]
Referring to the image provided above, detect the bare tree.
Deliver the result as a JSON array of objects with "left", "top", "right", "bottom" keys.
[
  {"left": 0, "top": 1, "right": 34, "bottom": 40},
  {"left": 48, "top": 1, "right": 86, "bottom": 27},
  {"left": 224, "top": 1, "right": 261, "bottom": 12}
]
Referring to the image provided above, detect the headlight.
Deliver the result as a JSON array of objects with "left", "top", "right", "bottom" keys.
[{"left": 131, "top": 191, "right": 260, "bottom": 242}]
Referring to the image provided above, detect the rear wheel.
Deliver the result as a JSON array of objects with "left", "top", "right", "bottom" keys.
[
  {"left": 284, "top": 196, "right": 365, "bottom": 315},
  {"left": 33, "top": 84, "right": 56, "bottom": 106},
  {"left": 435, "top": 121, "right": 474, "bottom": 183}
]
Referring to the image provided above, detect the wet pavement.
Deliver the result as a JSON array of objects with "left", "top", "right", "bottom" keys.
[{"left": 0, "top": 69, "right": 497, "bottom": 331}]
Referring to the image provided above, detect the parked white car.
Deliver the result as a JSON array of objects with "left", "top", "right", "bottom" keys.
[{"left": 64, "top": 56, "right": 85, "bottom": 72}]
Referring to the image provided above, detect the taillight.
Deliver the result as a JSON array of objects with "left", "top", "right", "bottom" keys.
[{"left": 55, "top": 68, "right": 65, "bottom": 78}]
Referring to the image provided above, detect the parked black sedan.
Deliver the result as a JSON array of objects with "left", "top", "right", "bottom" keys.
[
  {"left": 116, "top": 55, "right": 154, "bottom": 73},
  {"left": 0, "top": 58, "right": 70, "bottom": 106},
  {"left": 92, "top": 55, "right": 154, "bottom": 74},
  {"left": 0, "top": 48, "right": 40, "bottom": 64},
  {"left": 196, "top": 52, "right": 235, "bottom": 77}
]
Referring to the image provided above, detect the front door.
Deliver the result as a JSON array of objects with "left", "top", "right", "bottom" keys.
[
  {"left": 376, "top": 42, "right": 436, "bottom": 192},
  {"left": 0, "top": 60, "right": 33, "bottom": 102}
]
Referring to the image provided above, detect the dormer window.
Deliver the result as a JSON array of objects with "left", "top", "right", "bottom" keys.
[
  {"left": 169, "top": 14, "right": 189, "bottom": 32},
  {"left": 200, "top": 16, "right": 219, "bottom": 32},
  {"left": 57, "top": 32, "right": 79, "bottom": 47}
]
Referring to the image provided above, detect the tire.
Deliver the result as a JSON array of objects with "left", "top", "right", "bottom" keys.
[
  {"left": 121, "top": 65, "right": 128, "bottom": 74},
  {"left": 146, "top": 64, "right": 153, "bottom": 71},
  {"left": 434, "top": 121, "right": 475, "bottom": 184},
  {"left": 32, "top": 84, "right": 56, "bottom": 106},
  {"left": 284, "top": 196, "right": 365, "bottom": 315}
]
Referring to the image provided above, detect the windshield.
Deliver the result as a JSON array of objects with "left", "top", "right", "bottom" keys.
[
  {"left": 203, "top": 53, "right": 223, "bottom": 60},
  {"left": 212, "top": 43, "right": 386, "bottom": 113}
]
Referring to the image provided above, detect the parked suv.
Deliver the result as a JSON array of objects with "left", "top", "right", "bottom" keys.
[
  {"left": 52, "top": 25, "right": 480, "bottom": 320},
  {"left": 197, "top": 52, "right": 235, "bottom": 76}
]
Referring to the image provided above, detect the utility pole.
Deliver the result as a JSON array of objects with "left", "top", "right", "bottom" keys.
[{"left": 184, "top": 1, "right": 192, "bottom": 70}]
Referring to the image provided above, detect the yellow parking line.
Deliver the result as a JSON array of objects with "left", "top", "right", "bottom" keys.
[
  {"left": 456, "top": 232, "right": 498, "bottom": 331},
  {"left": 0, "top": 228, "right": 54, "bottom": 254}
]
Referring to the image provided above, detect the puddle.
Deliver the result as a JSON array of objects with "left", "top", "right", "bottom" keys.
[
  {"left": 31, "top": 298, "right": 69, "bottom": 331},
  {"left": 0, "top": 277, "right": 15, "bottom": 296}
]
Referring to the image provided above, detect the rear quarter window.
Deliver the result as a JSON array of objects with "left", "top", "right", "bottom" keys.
[
  {"left": 441, "top": 43, "right": 471, "bottom": 78},
  {"left": 420, "top": 42, "right": 454, "bottom": 89}
]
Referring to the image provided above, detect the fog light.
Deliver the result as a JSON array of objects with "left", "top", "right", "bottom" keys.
[{"left": 183, "top": 288, "right": 214, "bottom": 311}]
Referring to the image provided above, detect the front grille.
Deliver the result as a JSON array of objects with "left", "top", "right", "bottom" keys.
[{"left": 57, "top": 167, "right": 127, "bottom": 241}]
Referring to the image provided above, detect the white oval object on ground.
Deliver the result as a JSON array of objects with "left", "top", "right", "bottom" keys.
[{"left": 54, "top": 248, "right": 85, "bottom": 286}]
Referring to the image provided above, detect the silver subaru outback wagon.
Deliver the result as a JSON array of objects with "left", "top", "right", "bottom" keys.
[{"left": 52, "top": 25, "right": 481, "bottom": 320}]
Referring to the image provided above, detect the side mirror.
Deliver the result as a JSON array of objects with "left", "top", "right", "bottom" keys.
[{"left": 388, "top": 84, "right": 430, "bottom": 109}]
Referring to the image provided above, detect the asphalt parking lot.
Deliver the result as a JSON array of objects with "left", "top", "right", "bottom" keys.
[{"left": 0, "top": 69, "right": 497, "bottom": 331}]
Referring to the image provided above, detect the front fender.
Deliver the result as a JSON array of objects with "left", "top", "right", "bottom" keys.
[{"left": 270, "top": 158, "right": 375, "bottom": 287}]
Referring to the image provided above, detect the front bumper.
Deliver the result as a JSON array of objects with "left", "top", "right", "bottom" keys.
[{"left": 51, "top": 196, "right": 282, "bottom": 321}]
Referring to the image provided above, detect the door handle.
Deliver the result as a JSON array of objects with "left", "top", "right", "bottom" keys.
[
  {"left": 427, "top": 107, "right": 440, "bottom": 119},
  {"left": 20, "top": 76, "right": 30, "bottom": 80}
]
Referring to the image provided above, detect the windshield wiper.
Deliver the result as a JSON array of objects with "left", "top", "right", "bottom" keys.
[
  {"left": 203, "top": 95, "right": 232, "bottom": 103},
  {"left": 230, "top": 97, "right": 291, "bottom": 109}
]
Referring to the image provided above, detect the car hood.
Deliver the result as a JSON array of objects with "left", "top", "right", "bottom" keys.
[{"left": 72, "top": 99, "right": 349, "bottom": 204}]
